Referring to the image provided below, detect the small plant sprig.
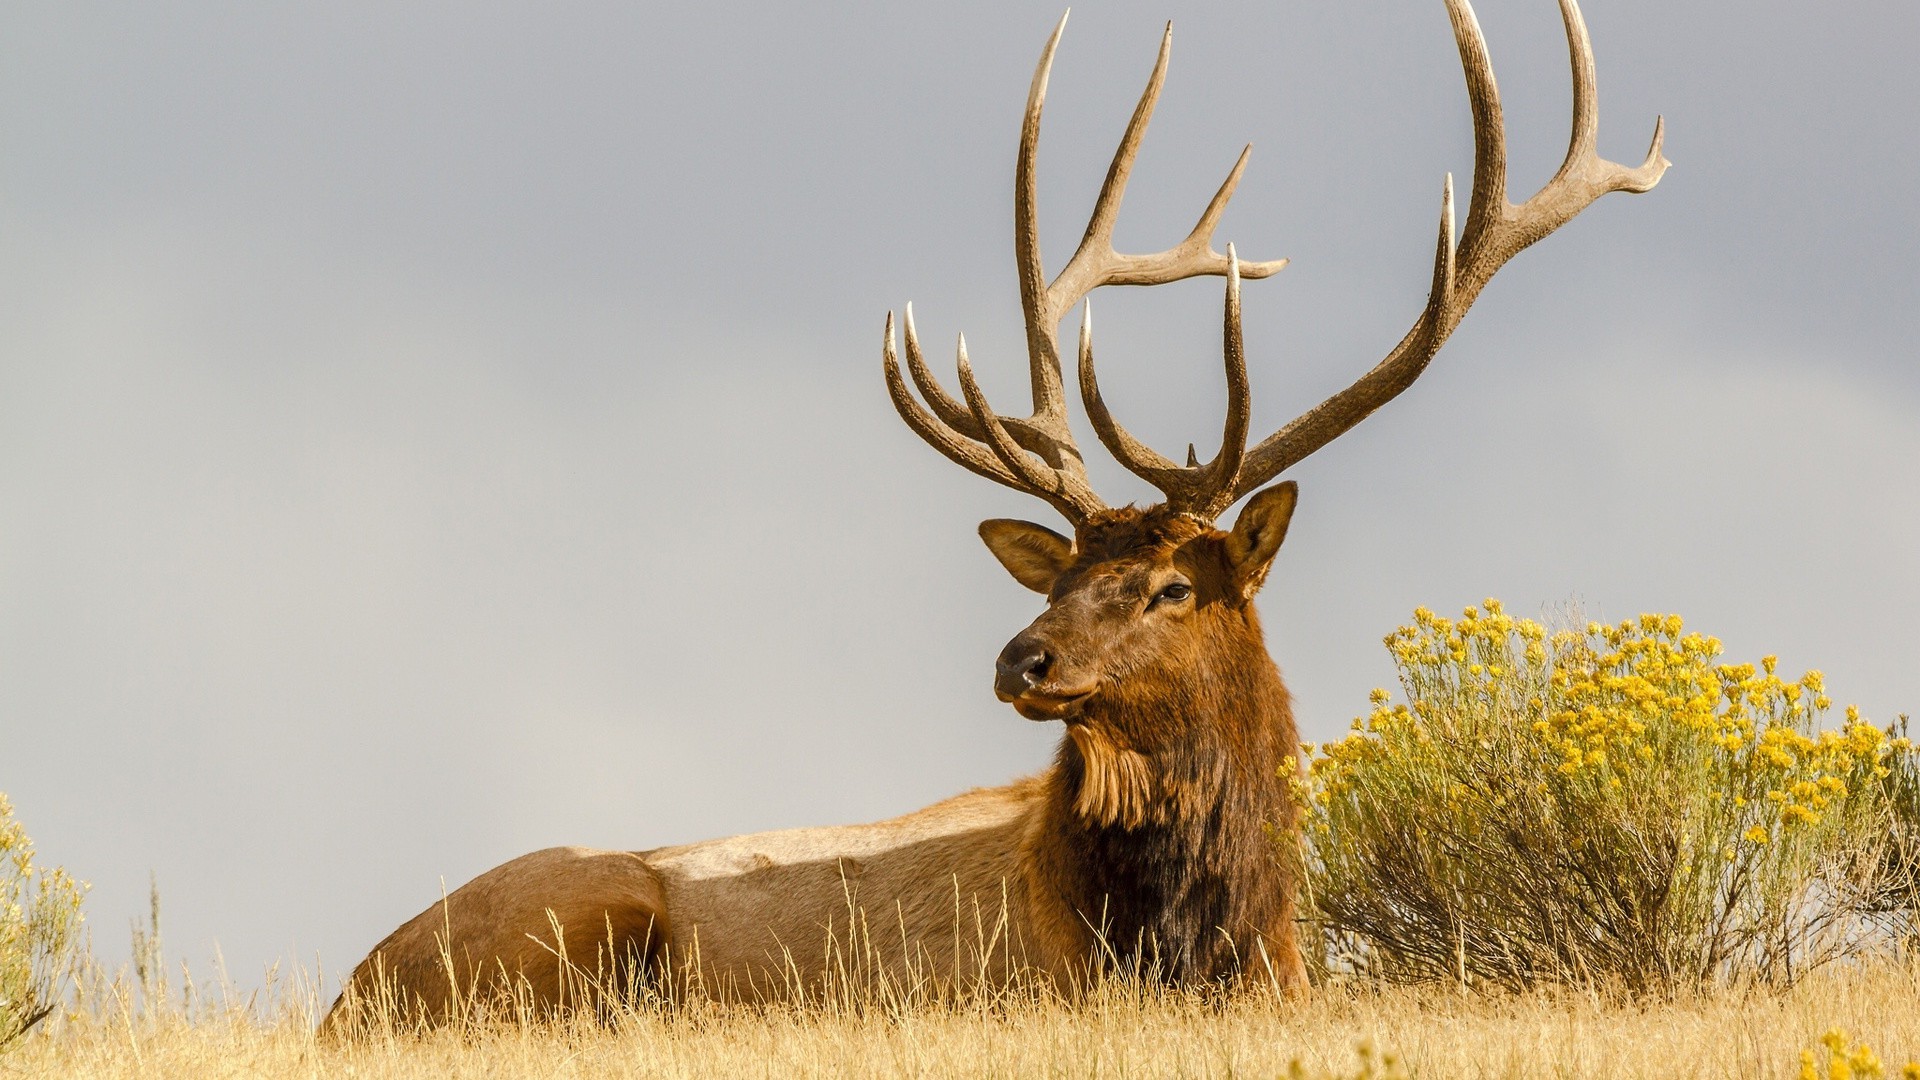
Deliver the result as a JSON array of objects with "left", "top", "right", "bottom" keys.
[
  {"left": 0, "top": 794, "right": 87, "bottom": 1049},
  {"left": 1302, "top": 601, "right": 1917, "bottom": 992},
  {"left": 1288, "top": 1039, "right": 1409, "bottom": 1080}
]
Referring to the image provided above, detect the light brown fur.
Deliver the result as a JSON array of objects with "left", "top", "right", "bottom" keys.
[
  {"left": 329, "top": 780, "right": 1085, "bottom": 1025},
  {"left": 1066, "top": 724, "right": 1158, "bottom": 830}
]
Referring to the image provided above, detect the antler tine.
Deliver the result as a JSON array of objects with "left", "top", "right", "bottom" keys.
[
  {"left": 1186, "top": 146, "right": 1256, "bottom": 264},
  {"left": 1077, "top": 302, "right": 1183, "bottom": 482},
  {"left": 956, "top": 334, "right": 1107, "bottom": 521},
  {"left": 884, "top": 314, "right": 1025, "bottom": 489},
  {"left": 901, "top": 303, "right": 978, "bottom": 437},
  {"left": 1013, "top": 11, "right": 1073, "bottom": 418},
  {"left": 1078, "top": 247, "right": 1255, "bottom": 519},
  {"left": 1448, "top": 0, "right": 1508, "bottom": 259},
  {"left": 1053, "top": 22, "right": 1174, "bottom": 304},
  {"left": 905, "top": 300, "right": 1112, "bottom": 467},
  {"left": 1043, "top": 25, "right": 1287, "bottom": 328},
  {"left": 887, "top": 307, "right": 1113, "bottom": 522},
  {"left": 1195, "top": 246, "right": 1252, "bottom": 518},
  {"left": 1562, "top": 0, "right": 1599, "bottom": 163},
  {"left": 955, "top": 335, "right": 1055, "bottom": 494},
  {"left": 1226, "top": 0, "right": 1664, "bottom": 502}
]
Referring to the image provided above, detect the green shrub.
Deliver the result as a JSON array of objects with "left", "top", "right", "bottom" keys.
[
  {"left": 0, "top": 794, "right": 86, "bottom": 1048},
  {"left": 1302, "top": 602, "right": 1915, "bottom": 993}
]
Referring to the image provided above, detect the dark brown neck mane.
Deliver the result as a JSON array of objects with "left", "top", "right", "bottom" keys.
[{"left": 1033, "top": 602, "right": 1302, "bottom": 984}]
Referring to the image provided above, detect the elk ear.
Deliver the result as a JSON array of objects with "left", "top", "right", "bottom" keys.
[
  {"left": 1224, "top": 481, "right": 1298, "bottom": 599},
  {"left": 979, "top": 519, "right": 1074, "bottom": 594}
]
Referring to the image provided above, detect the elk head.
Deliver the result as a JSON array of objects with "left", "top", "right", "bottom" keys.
[
  {"left": 978, "top": 488, "right": 1296, "bottom": 727},
  {"left": 883, "top": 1, "right": 1666, "bottom": 739}
]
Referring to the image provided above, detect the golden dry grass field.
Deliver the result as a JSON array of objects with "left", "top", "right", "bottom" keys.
[
  {"left": 11, "top": 609, "right": 1918, "bottom": 1077},
  {"left": 11, "top": 960, "right": 1920, "bottom": 1080}
]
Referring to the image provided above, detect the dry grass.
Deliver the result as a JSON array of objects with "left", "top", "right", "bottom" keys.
[{"left": 8, "top": 960, "right": 1919, "bottom": 1079}]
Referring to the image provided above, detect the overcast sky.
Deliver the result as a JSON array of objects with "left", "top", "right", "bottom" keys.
[{"left": 2, "top": 0, "right": 1915, "bottom": 990}]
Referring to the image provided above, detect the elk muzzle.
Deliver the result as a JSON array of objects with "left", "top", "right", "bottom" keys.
[{"left": 994, "top": 630, "right": 1094, "bottom": 721}]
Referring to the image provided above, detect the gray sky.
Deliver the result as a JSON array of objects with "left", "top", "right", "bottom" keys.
[{"left": 2, "top": 0, "right": 1915, "bottom": 989}]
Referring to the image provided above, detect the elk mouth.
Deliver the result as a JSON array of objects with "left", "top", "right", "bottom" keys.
[{"left": 999, "top": 685, "right": 1096, "bottom": 722}]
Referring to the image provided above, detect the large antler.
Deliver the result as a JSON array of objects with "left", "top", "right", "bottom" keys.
[
  {"left": 1209, "top": 0, "right": 1667, "bottom": 509},
  {"left": 888, "top": 0, "right": 1666, "bottom": 525},
  {"left": 883, "top": 12, "right": 1287, "bottom": 524}
]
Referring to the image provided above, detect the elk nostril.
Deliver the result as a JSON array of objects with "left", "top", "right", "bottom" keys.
[
  {"left": 995, "top": 643, "right": 1053, "bottom": 696},
  {"left": 1019, "top": 652, "right": 1051, "bottom": 686}
]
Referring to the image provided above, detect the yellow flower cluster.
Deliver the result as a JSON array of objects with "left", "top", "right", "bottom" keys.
[
  {"left": 1798, "top": 1027, "right": 1920, "bottom": 1080},
  {"left": 1309, "top": 602, "right": 1901, "bottom": 847}
]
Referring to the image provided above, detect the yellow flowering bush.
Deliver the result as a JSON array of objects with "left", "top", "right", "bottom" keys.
[
  {"left": 0, "top": 794, "right": 86, "bottom": 1049},
  {"left": 1302, "top": 602, "right": 1916, "bottom": 991}
]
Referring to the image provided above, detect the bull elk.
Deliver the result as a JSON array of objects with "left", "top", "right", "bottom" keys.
[{"left": 329, "top": 0, "right": 1663, "bottom": 1026}]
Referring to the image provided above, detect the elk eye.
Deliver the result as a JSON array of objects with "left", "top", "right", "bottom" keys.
[{"left": 1151, "top": 582, "right": 1193, "bottom": 607}]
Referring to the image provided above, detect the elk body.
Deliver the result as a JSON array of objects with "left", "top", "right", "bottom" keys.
[{"left": 328, "top": 0, "right": 1663, "bottom": 1027}]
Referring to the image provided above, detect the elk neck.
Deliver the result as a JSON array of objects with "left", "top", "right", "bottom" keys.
[{"left": 1032, "top": 601, "right": 1302, "bottom": 983}]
